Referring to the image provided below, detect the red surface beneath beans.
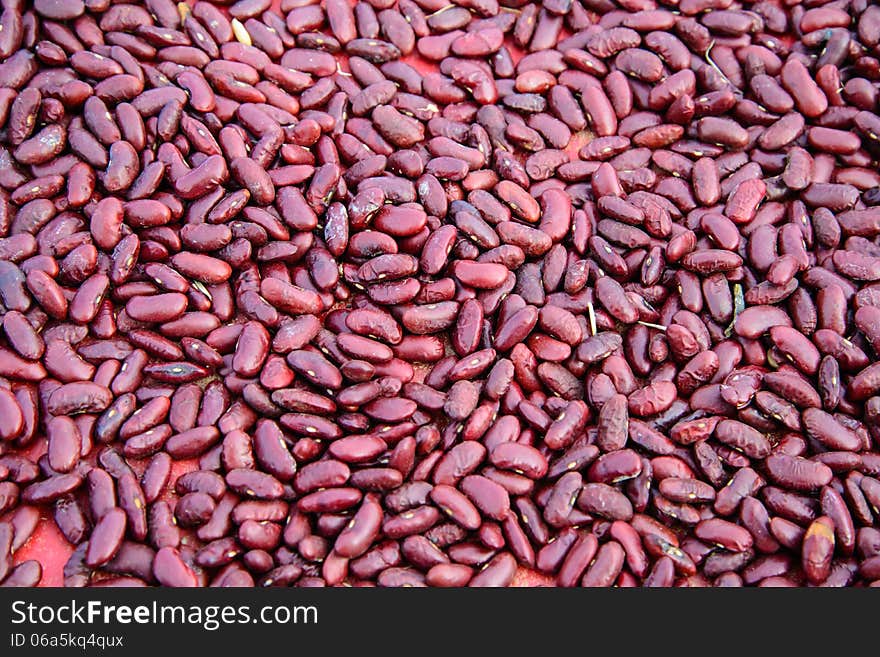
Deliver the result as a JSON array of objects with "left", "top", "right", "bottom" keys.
[{"left": 3, "top": 0, "right": 880, "bottom": 588}]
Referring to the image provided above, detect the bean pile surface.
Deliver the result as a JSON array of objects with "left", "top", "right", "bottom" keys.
[{"left": 1, "top": 0, "right": 880, "bottom": 588}]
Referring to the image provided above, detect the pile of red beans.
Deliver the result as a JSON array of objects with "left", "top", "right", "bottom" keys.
[{"left": 1, "top": 0, "right": 880, "bottom": 588}]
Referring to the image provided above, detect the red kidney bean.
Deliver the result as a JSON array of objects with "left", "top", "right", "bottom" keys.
[
  {"left": 694, "top": 518, "right": 753, "bottom": 553},
  {"left": 765, "top": 454, "right": 833, "bottom": 492},
  {"left": 46, "top": 416, "right": 80, "bottom": 474},
  {"left": 802, "top": 516, "right": 836, "bottom": 584},
  {"left": 581, "top": 541, "right": 625, "bottom": 587},
  {"left": 588, "top": 450, "right": 642, "bottom": 484},
  {"left": 430, "top": 484, "right": 481, "bottom": 531},
  {"left": 802, "top": 408, "right": 863, "bottom": 452},
  {"left": 490, "top": 442, "right": 548, "bottom": 480},
  {"left": 821, "top": 486, "right": 855, "bottom": 557},
  {"left": 557, "top": 532, "right": 598, "bottom": 587},
  {"left": 713, "top": 419, "right": 771, "bottom": 459},
  {"left": 85, "top": 507, "right": 126, "bottom": 568},
  {"left": 460, "top": 475, "right": 510, "bottom": 523},
  {"left": 577, "top": 483, "right": 633, "bottom": 521},
  {"left": 152, "top": 547, "right": 198, "bottom": 587}
]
